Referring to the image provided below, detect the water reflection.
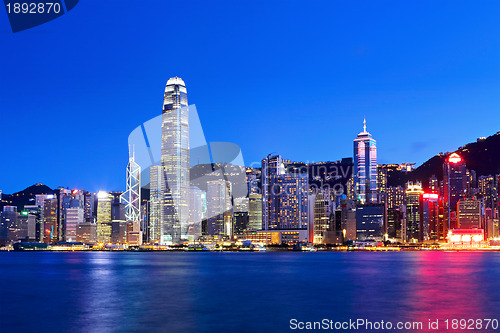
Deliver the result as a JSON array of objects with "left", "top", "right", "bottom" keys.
[
  {"left": 1, "top": 252, "right": 500, "bottom": 332},
  {"left": 409, "top": 252, "right": 493, "bottom": 331}
]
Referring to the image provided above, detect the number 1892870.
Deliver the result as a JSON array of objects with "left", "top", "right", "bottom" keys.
[{"left": 6, "top": 2, "right": 62, "bottom": 14}]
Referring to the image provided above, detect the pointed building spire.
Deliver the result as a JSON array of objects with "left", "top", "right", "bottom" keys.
[{"left": 363, "top": 116, "right": 367, "bottom": 133}]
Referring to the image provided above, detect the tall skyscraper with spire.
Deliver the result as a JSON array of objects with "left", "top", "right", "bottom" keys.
[
  {"left": 160, "top": 77, "right": 190, "bottom": 245},
  {"left": 121, "top": 146, "right": 142, "bottom": 244},
  {"left": 353, "top": 118, "right": 377, "bottom": 204}
]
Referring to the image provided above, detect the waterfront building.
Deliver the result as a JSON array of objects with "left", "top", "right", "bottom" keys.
[
  {"left": 233, "top": 197, "right": 249, "bottom": 235},
  {"left": 0, "top": 206, "right": 18, "bottom": 245},
  {"left": 76, "top": 223, "right": 97, "bottom": 243},
  {"left": 405, "top": 182, "right": 424, "bottom": 242},
  {"left": 248, "top": 194, "right": 262, "bottom": 231},
  {"left": 478, "top": 175, "right": 497, "bottom": 209},
  {"left": 65, "top": 207, "right": 84, "bottom": 242},
  {"left": 149, "top": 165, "right": 162, "bottom": 243},
  {"left": 206, "top": 180, "right": 232, "bottom": 237},
  {"left": 457, "top": 199, "right": 483, "bottom": 229},
  {"left": 111, "top": 220, "right": 128, "bottom": 244},
  {"left": 353, "top": 118, "right": 377, "bottom": 204},
  {"left": 160, "top": 77, "right": 190, "bottom": 245},
  {"left": 96, "top": 191, "right": 112, "bottom": 243},
  {"left": 188, "top": 186, "right": 205, "bottom": 239},
  {"left": 443, "top": 153, "right": 467, "bottom": 229},
  {"left": 279, "top": 173, "right": 309, "bottom": 230},
  {"left": 422, "top": 193, "right": 440, "bottom": 241},
  {"left": 23, "top": 205, "right": 43, "bottom": 242},
  {"left": 43, "top": 196, "right": 58, "bottom": 243},
  {"left": 121, "top": 149, "right": 142, "bottom": 244},
  {"left": 387, "top": 206, "right": 404, "bottom": 240},
  {"left": 339, "top": 199, "right": 357, "bottom": 241},
  {"left": 261, "top": 155, "right": 309, "bottom": 231},
  {"left": 356, "top": 203, "right": 385, "bottom": 241},
  {"left": 313, "top": 190, "right": 336, "bottom": 244},
  {"left": 16, "top": 212, "right": 36, "bottom": 241},
  {"left": 262, "top": 154, "right": 285, "bottom": 230}
]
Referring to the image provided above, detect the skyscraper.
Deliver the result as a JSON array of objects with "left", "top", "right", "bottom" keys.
[
  {"left": 279, "top": 173, "right": 309, "bottom": 230},
  {"left": 356, "top": 204, "right": 385, "bottom": 241},
  {"left": 478, "top": 175, "right": 497, "bottom": 209},
  {"left": 406, "top": 182, "right": 424, "bottom": 242},
  {"left": 233, "top": 197, "right": 249, "bottom": 235},
  {"left": 353, "top": 118, "right": 377, "bottom": 204},
  {"left": 43, "top": 196, "right": 58, "bottom": 244},
  {"left": 188, "top": 186, "right": 205, "bottom": 239},
  {"left": 97, "top": 191, "right": 112, "bottom": 243},
  {"left": 121, "top": 149, "right": 142, "bottom": 244},
  {"left": 457, "top": 199, "right": 482, "bottom": 229},
  {"left": 313, "top": 190, "right": 335, "bottom": 244},
  {"left": 206, "top": 180, "right": 232, "bottom": 237},
  {"left": 149, "top": 165, "right": 162, "bottom": 243},
  {"left": 248, "top": 194, "right": 262, "bottom": 231},
  {"left": 65, "top": 207, "right": 84, "bottom": 242},
  {"left": 261, "top": 155, "right": 309, "bottom": 231},
  {"left": 443, "top": 153, "right": 467, "bottom": 229},
  {"left": 422, "top": 193, "right": 441, "bottom": 241},
  {"left": 160, "top": 77, "right": 190, "bottom": 245},
  {"left": 262, "top": 155, "right": 285, "bottom": 230}
]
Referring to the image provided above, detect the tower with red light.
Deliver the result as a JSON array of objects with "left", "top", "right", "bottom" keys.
[{"left": 443, "top": 153, "right": 467, "bottom": 230}]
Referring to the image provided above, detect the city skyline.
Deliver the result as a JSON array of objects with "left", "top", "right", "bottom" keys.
[
  {"left": 2, "top": 1, "right": 500, "bottom": 193},
  {"left": 2, "top": 3, "right": 500, "bottom": 332},
  {"left": 2, "top": 91, "right": 499, "bottom": 248}
]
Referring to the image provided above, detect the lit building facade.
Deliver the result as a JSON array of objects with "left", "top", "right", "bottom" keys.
[
  {"left": 457, "top": 199, "right": 482, "bottom": 229},
  {"left": 97, "top": 191, "right": 112, "bottom": 243},
  {"left": 188, "top": 186, "right": 205, "bottom": 239},
  {"left": 121, "top": 150, "right": 142, "bottom": 244},
  {"left": 356, "top": 204, "right": 385, "bottom": 241},
  {"left": 405, "top": 182, "right": 424, "bottom": 242},
  {"left": 149, "top": 165, "right": 162, "bottom": 243},
  {"left": 443, "top": 153, "right": 467, "bottom": 229},
  {"left": 233, "top": 197, "right": 249, "bottom": 235},
  {"left": 65, "top": 207, "right": 84, "bottom": 242},
  {"left": 313, "top": 191, "right": 336, "bottom": 244},
  {"left": 478, "top": 175, "right": 497, "bottom": 209},
  {"left": 353, "top": 119, "right": 377, "bottom": 204},
  {"left": 262, "top": 155, "right": 285, "bottom": 230},
  {"left": 279, "top": 173, "right": 309, "bottom": 230},
  {"left": 248, "top": 194, "right": 262, "bottom": 231},
  {"left": 206, "top": 180, "right": 232, "bottom": 237},
  {"left": 43, "top": 196, "right": 58, "bottom": 244},
  {"left": 339, "top": 199, "right": 357, "bottom": 241},
  {"left": 387, "top": 186, "right": 404, "bottom": 209},
  {"left": 76, "top": 223, "right": 97, "bottom": 243},
  {"left": 422, "top": 193, "right": 441, "bottom": 241},
  {"left": 160, "top": 77, "right": 190, "bottom": 245}
]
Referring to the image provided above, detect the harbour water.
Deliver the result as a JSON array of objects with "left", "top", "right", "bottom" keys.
[{"left": 1, "top": 252, "right": 499, "bottom": 332}]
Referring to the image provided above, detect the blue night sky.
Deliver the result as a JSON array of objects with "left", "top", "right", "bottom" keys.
[{"left": 1, "top": 0, "right": 499, "bottom": 193}]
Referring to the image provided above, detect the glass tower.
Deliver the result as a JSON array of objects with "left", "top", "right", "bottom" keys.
[
  {"left": 353, "top": 118, "right": 377, "bottom": 204},
  {"left": 160, "top": 77, "right": 190, "bottom": 245}
]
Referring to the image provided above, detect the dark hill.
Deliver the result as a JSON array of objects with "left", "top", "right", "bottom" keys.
[
  {"left": 397, "top": 131, "right": 500, "bottom": 188},
  {"left": 1, "top": 183, "right": 55, "bottom": 211}
]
